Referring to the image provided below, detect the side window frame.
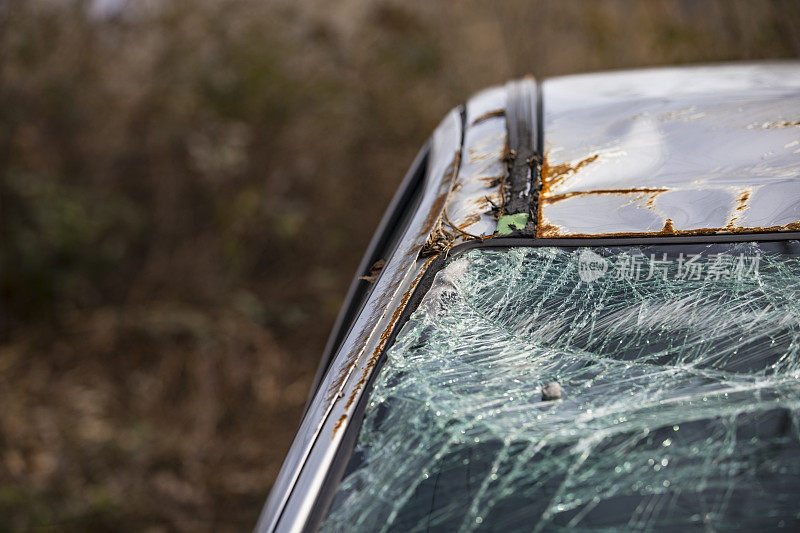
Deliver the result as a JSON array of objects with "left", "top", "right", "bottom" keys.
[{"left": 303, "top": 143, "right": 430, "bottom": 414}]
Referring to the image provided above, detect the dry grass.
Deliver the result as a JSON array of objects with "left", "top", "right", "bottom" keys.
[{"left": 1, "top": 0, "right": 798, "bottom": 529}]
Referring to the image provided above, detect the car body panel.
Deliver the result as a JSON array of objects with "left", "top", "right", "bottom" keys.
[{"left": 539, "top": 62, "right": 800, "bottom": 237}]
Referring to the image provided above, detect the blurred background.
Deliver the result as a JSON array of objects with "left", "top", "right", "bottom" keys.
[{"left": 1, "top": 0, "right": 799, "bottom": 529}]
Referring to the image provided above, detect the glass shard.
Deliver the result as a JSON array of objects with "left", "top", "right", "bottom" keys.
[{"left": 323, "top": 242, "right": 800, "bottom": 531}]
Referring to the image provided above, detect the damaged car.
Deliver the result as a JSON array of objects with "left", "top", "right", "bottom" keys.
[{"left": 258, "top": 62, "right": 800, "bottom": 532}]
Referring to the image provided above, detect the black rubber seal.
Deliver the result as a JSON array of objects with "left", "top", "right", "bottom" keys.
[{"left": 503, "top": 77, "right": 539, "bottom": 236}]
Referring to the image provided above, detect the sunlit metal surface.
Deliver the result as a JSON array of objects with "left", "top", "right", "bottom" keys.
[
  {"left": 539, "top": 62, "right": 800, "bottom": 237},
  {"left": 446, "top": 86, "right": 507, "bottom": 238}
]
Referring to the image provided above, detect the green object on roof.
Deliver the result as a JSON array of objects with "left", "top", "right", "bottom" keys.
[{"left": 496, "top": 213, "right": 529, "bottom": 235}]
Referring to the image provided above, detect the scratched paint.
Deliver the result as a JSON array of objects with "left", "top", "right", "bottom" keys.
[
  {"left": 438, "top": 86, "right": 508, "bottom": 242},
  {"left": 539, "top": 63, "right": 800, "bottom": 238}
]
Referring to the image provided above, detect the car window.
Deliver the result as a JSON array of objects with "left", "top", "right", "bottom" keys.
[{"left": 323, "top": 241, "right": 800, "bottom": 531}]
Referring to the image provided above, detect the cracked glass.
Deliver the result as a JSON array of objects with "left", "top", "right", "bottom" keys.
[{"left": 322, "top": 241, "right": 800, "bottom": 531}]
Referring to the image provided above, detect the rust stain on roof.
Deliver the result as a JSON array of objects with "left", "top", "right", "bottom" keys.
[
  {"left": 540, "top": 153, "right": 599, "bottom": 194},
  {"left": 646, "top": 193, "right": 662, "bottom": 209},
  {"left": 535, "top": 180, "right": 799, "bottom": 238},
  {"left": 329, "top": 127, "right": 507, "bottom": 419},
  {"left": 428, "top": 151, "right": 461, "bottom": 228},
  {"left": 471, "top": 108, "right": 505, "bottom": 126},
  {"left": 343, "top": 259, "right": 433, "bottom": 412},
  {"left": 539, "top": 219, "right": 800, "bottom": 239},
  {"left": 752, "top": 119, "right": 800, "bottom": 129},
  {"left": 540, "top": 188, "right": 669, "bottom": 205},
  {"left": 328, "top": 162, "right": 461, "bottom": 405},
  {"left": 475, "top": 191, "right": 502, "bottom": 207},
  {"left": 735, "top": 190, "right": 751, "bottom": 211},
  {"left": 328, "top": 151, "right": 462, "bottom": 404},
  {"left": 422, "top": 146, "right": 498, "bottom": 252},
  {"left": 331, "top": 414, "right": 347, "bottom": 439},
  {"left": 326, "top": 295, "right": 387, "bottom": 401},
  {"left": 422, "top": 189, "right": 449, "bottom": 233},
  {"left": 472, "top": 193, "right": 503, "bottom": 222},
  {"left": 458, "top": 212, "right": 482, "bottom": 228},
  {"left": 479, "top": 175, "right": 504, "bottom": 187},
  {"left": 469, "top": 148, "right": 501, "bottom": 163},
  {"left": 726, "top": 189, "right": 752, "bottom": 228},
  {"left": 420, "top": 151, "right": 460, "bottom": 245},
  {"left": 537, "top": 221, "right": 563, "bottom": 238}
]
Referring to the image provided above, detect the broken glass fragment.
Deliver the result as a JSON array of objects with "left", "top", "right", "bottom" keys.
[{"left": 323, "top": 241, "right": 800, "bottom": 531}]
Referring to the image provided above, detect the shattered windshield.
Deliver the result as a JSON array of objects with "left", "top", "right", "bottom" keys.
[{"left": 322, "top": 241, "right": 800, "bottom": 532}]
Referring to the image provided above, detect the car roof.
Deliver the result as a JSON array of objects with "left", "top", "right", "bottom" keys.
[{"left": 540, "top": 62, "right": 800, "bottom": 237}]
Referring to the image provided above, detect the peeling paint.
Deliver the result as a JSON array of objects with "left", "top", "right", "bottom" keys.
[
  {"left": 540, "top": 187, "right": 668, "bottom": 205},
  {"left": 427, "top": 119, "right": 507, "bottom": 243},
  {"left": 331, "top": 415, "right": 347, "bottom": 439},
  {"left": 540, "top": 153, "right": 599, "bottom": 193},
  {"left": 420, "top": 152, "right": 461, "bottom": 244},
  {"left": 726, "top": 189, "right": 753, "bottom": 228}
]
